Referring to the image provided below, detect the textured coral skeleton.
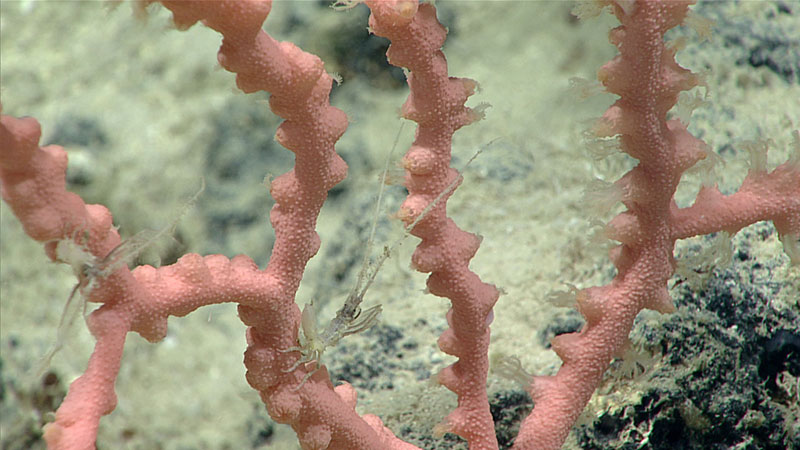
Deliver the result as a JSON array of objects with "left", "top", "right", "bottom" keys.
[
  {"left": 284, "top": 127, "right": 486, "bottom": 390},
  {"left": 281, "top": 131, "right": 395, "bottom": 388},
  {"left": 1, "top": 1, "right": 799, "bottom": 449}
]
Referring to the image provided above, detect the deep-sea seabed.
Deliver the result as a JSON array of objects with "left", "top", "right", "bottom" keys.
[{"left": 1, "top": 1, "right": 797, "bottom": 449}]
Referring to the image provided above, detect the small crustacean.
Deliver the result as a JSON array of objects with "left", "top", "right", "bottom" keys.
[
  {"left": 281, "top": 126, "right": 403, "bottom": 388},
  {"left": 281, "top": 130, "right": 497, "bottom": 388},
  {"left": 33, "top": 227, "right": 170, "bottom": 377},
  {"left": 280, "top": 267, "right": 385, "bottom": 388},
  {"left": 35, "top": 181, "right": 204, "bottom": 376}
]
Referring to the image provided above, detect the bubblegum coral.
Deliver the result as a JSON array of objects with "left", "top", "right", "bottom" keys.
[{"left": 1, "top": 1, "right": 798, "bottom": 449}]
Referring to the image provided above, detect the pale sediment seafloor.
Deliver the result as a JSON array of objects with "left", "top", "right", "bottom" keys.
[{"left": 0, "top": 1, "right": 798, "bottom": 449}]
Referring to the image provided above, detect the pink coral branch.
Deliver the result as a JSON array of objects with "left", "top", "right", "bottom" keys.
[
  {"left": 513, "top": 1, "right": 800, "bottom": 449},
  {"left": 1, "top": 1, "right": 798, "bottom": 449},
  {"left": 1, "top": 0, "right": 411, "bottom": 447},
  {"left": 671, "top": 161, "right": 800, "bottom": 240},
  {"left": 364, "top": 1, "right": 500, "bottom": 448},
  {"left": 0, "top": 113, "right": 129, "bottom": 449}
]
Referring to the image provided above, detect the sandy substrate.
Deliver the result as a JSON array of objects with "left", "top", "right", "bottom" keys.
[{"left": 1, "top": 1, "right": 798, "bottom": 449}]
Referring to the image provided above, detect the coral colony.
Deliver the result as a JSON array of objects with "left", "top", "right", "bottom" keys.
[{"left": 0, "top": 1, "right": 797, "bottom": 449}]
